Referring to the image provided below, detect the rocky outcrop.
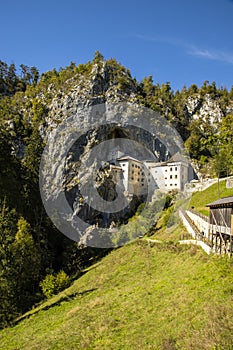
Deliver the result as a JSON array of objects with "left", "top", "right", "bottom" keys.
[
  {"left": 186, "top": 94, "right": 223, "bottom": 126},
  {"left": 45, "top": 60, "right": 138, "bottom": 130}
]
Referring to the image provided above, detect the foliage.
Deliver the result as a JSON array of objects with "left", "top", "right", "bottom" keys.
[
  {"left": 0, "top": 61, "right": 39, "bottom": 97},
  {"left": 189, "top": 180, "right": 233, "bottom": 216},
  {"left": 0, "top": 54, "right": 233, "bottom": 329},
  {"left": 0, "top": 207, "right": 41, "bottom": 326},
  {"left": 40, "top": 270, "right": 70, "bottom": 298}
]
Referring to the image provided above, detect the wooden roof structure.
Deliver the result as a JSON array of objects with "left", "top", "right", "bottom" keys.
[
  {"left": 206, "top": 196, "right": 233, "bottom": 255},
  {"left": 206, "top": 196, "right": 233, "bottom": 208}
]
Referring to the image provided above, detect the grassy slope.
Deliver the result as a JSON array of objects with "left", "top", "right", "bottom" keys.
[
  {"left": 1, "top": 182, "right": 233, "bottom": 350},
  {"left": 0, "top": 240, "right": 232, "bottom": 350},
  {"left": 189, "top": 180, "right": 233, "bottom": 216}
]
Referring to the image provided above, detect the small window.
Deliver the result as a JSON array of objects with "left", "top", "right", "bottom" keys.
[
  {"left": 131, "top": 177, "right": 134, "bottom": 180},
  {"left": 132, "top": 171, "right": 134, "bottom": 174},
  {"left": 170, "top": 184, "right": 172, "bottom": 186},
  {"left": 175, "top": 167, "right": 177, "bottom": 171},
  {"left": 132, "top": 164, "right": 134, "bottom": 167},
  {"left": 170, "top": 175, "right": 172, "bottom": 179},
  {"left": 175, "top": 183, "right": 177, "bottom": 186},
  {"left": 141, "top": 179, "right": 144, "bottom": 182},
  {"left": 122, "top": 164, "right": 126, "bottom": 166},
  {"left": 141, "top": 184, "right": 144, "bottom": 187},
  {"left": 170, "top": 167, "right": 172, "bottom": 171},
  {"left": 165, "top": 169, "right": 167, "bottom": 172},
  {"left": 175, "top": 175, "right": 177, "bottom": 179}
]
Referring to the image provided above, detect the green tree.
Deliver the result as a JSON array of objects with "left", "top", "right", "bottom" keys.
[
  {"left": 0, "top": 203, "right": 18, "bottom": 326},
  {"left": 11, "top": 217, "right": 41, "bottom": 311},
  {"left": 30, "top": 66, "right": 40, "bottom": 86},
  {"left": 93, "top": 51, "right": 104, "bottom": 64},
  {"left": 40, "top": 270, "right": 70, "bottom": 298}
]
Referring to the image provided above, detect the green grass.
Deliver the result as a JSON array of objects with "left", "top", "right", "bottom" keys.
[
  {"left": 1, "top": 182, "right": 233, "bottom": 349},
  {"left": 189, "top": 180, "right": 233, "bottom": 216},
  {"left": 0, "top": 240, "right": 232, "bottom": 350}
]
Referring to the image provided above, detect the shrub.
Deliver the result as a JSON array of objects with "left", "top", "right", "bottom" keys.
[{"left": 40, "top": 270, "right": 70, "bottom": 298}]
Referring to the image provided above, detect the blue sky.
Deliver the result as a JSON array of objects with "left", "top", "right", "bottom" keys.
[{"left": 1, "top": 0, "right": 233, "bottom": 91}]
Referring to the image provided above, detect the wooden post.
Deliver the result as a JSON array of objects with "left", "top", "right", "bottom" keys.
[{"left": 230, "top": 215, "right": 233, "bottom": 256}]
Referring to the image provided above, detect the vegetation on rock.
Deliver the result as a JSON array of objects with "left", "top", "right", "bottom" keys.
[{"left": 0, "top": 52, "right": 233, "bottom": 327}]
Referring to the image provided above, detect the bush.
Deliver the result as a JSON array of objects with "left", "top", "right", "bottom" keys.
[{"left": 40, "top": 271, "right": 70, "bottom": 298}]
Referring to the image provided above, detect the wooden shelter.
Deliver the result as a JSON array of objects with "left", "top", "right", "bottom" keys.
[{"left": 206, "top": 196, "right": 233, "bottom": 255}]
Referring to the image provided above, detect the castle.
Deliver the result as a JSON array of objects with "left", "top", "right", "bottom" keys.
[{"left": 107, "top": 151, "right": 193, "bottom": 197}]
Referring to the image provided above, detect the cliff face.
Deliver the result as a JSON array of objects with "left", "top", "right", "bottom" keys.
[
  {"left": 45, "top": 60, "right": 138, "bottom": 131},
  {"left": 186, "top": 94, "right": 223, "bottom": 124},
  {"left": 3, "top": 56, "right": 233, "bottom": 246},
  {"left": 38, "top": 61, "right": 154, "bottom": 244},
  {"left": 32, "top": 59, "right": 233, "bottom": 245}
]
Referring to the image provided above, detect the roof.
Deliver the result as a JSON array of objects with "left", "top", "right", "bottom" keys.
[
  {"left": 167, "top": 152, "right": 189, "bottom": 164},
  {"left": 110, "top": 164, "right": 122, "bottom": 170},
  {"left": 151, "top": 162, "right": 167, "bottom": 167},
  {"left": 117, "top": 156, "right": 142, "bottom": 163},
  {"left": 206, "top": 196, "right": 233, "bottom": 208},
  {"left": 149, "top": 152, "right": 189, "bottom": 168}
]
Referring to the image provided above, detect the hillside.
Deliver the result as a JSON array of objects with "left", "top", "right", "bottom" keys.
[
  {"left": 0, "top": 238, "right": 232, "bottom": 350},
  {"left": 189, "top": 180, "right": 233, "bottom": 216},
  {"left": 1, "top": 53, "right": 233, "bottom": 329},
  {"left": 1, "top": 169, "right": 233, "bottom": 349}
]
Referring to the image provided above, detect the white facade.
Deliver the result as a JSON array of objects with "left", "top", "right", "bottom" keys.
[
  {"left": 108, "top": 153, "right": 191, "bottom": 196},
  {"left": 149, "top": 160, "right": 189, "bottom": 191}
]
